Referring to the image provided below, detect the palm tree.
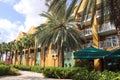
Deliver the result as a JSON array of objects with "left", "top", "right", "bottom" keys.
[
  {"left": 20, "top": 34, "right": 35, "bottom": 66},
  {"left": 0, "top": 44, "right": 3, "bottom": 60},
  {"left": 0, "top": 42, "right": 9, "bottom": 63},
  {"left": 16, "top": 40, "right": 25, "bottom": 64},
  {"left": 46, "top": 0, "right": 120, "bottom": 28},
  {"left": 10, "top": 41, "right": 17, "bottom": 64},
  {"left": 7, "top": 42, "right": 14, "bottom": 64},
  {"left": 34, "top": 1, "right": 85, "bottom": 67}
]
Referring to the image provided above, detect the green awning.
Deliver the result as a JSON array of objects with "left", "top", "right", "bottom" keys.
[
  {"left": 107, "top": 48, "right": 120, "bottom": 58},
  {"left": 74, "top": 46, "right": 111, "bottom": 59}
]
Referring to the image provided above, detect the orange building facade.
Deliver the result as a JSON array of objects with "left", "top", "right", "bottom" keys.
[
  {"left": 75, "top": 0, "right": 119, "bottom": 70},
  {"left": 14, "top": 0, "right": 120, "bottom": 69}
]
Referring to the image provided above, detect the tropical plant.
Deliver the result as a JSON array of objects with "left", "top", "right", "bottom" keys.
[
  {"left": 20, "top": 34, "right": 35, "bottom": 65},
  {"left": 16, "top": 40, "right": 24, "bottom": 64},
  {"left": 21, "top": 34, "right": 35, "bottom": 49},
  {"left": 46, "top": 0, "right": 120, "bottom": 28},
  {"left": 34, "top": 1, "right": 85, "bottom": 67},
  {"left": 0, "top": 44, "right": 2, "bottom": 60},
  {"left": 1, "top": 42, "right": 9, "bottom": 62},
  {"left": 10, "top": 41, "right": 18, "bottom": 64}
]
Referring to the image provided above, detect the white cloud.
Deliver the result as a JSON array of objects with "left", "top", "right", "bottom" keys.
[
  {"left": 14, "top": 0, "right": 48, "bottom": 31},
  {"left": 0, "top": 19, "right": 25, "bottom": 43},
  {"left": 0, "top": 0, "right": 48, "bottom": 43}
]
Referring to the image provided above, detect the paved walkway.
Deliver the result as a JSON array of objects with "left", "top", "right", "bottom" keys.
[{"left": 0, "top": 71, "right": 71, "bottom": 80}]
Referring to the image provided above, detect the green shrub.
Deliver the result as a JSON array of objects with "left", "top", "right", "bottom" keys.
[
  {"left": 42, "top": 67, "right": 89, "bottom": 79},
  {"left": 99, "top": 70, "right": 119, "bottom": 80},
  {"left": 0, "top": 65, "right": 19, "bottom": 76},
  {"left": 14, "top": 65, "right": 31, "bottom": 71},
  {"left": 14, "top": 65, "right": 44, "bottom": 73},
  {"left": 0, "top": 65, "right": 10, "bottom": 76},
  {"left": 42, "top": 67, "right": 55, "bottom": 78},
  {"left": 42, "top": 67, "right": 120, "bottom": 80},
  {"left": 72, "top": 67, "right": 89, "bottom": 80},
  {"left": 0, "top": 61, "right": 5, "bottom": 65},
  {"left": 7, "top": 67, "right": 20, "bottom": 75},
  {"left": 88, "top": 70, "right": 102, "bottom": 80},
  {"left": 31, "top": 66, "right": 43, "bottom": 73},
  {"left": 12, "top": 64, "right": 120, "bottom": 80}
]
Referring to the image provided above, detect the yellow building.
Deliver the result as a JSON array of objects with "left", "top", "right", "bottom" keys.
[
  {"left": 14, "top": 26, "right": 36, "bottom": 66},
  {"left": 14, "top": 0, "right": 119, "bottom": 69},
  {"left": 75, "top": 0, "right": 119, "bottom": 70},
  {"left": 13, "top": 25, "right": 60, "bottom": 67}
]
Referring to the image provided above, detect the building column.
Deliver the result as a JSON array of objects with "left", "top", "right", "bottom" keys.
[
  {"left": 92, "top": 15, "right": 101, "bottom": 70},
  {"left": 33, "top": 41, "right": 37, "bottom": 66}
]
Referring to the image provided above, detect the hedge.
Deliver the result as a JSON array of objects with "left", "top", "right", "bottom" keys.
[
  {"left": 0, "top": 65, "right": 19, "bottom": 76},
  {"left": 13, "top": 65, "right": 120, "bottom": 80}
]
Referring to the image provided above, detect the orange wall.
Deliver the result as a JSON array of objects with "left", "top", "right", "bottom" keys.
[{"left": 40, "top": 46, "right": 59, "bottom": 67}]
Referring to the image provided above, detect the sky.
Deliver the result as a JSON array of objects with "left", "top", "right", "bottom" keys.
[{"left": 0, "top": 0, "right": 48, "bottom": 43}]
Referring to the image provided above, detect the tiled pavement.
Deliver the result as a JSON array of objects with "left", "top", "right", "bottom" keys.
[{"left": 0, "top": 71, "right": 71, "bottom": 80}]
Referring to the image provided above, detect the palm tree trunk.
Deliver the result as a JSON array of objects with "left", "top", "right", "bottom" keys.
[
  {"left": 43, "top": 48, "right": 46, "bottom": 67},
  {"left": 58, "top": 47, "right": 64, "bottom": 67},
  {"left": 5, "top": 51, "right": 7, "bottom": 64},
  {"left": 20, "top": 50, "right": 23, "bottom": 65},
  {"left": 0, "top": 53, "right": 2, "bottom": 60}
]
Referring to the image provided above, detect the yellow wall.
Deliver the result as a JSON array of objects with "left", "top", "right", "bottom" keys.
[
  {"left": 14, "top": 26, "right": 37, "bottom": 66},
  {"left": 40, "top": 45, "right": 59, "bottom": 67},
  {"left": 75, "top": 0, "right": 103, "bottom": 70},
  {"left": 92, "top": 15, "right": 101, "bottom": 70}
]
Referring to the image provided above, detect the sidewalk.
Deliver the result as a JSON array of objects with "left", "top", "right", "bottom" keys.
[{"left": 0, "top": 70, "right": 71, "bottom": 80}]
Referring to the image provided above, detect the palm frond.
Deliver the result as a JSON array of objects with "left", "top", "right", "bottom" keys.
[
  {"left": 66, "top": 0, "right": 78, "bottom": 20},
  {"left": 90, "top": 0, "right": 96, "bottom": 27}
]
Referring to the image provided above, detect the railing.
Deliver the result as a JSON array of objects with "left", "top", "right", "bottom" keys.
[
  {"left": 81, "top": 27, "right": 92, "bottom": 36},
  {"left": 99, "top": 22, "right": 116, "bottom": 32},
  {"left": 99, "top": 40, "right": 119, "bottom": 48}
]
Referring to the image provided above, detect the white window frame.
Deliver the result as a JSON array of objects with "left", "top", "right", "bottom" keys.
[{"left": 105, "top": 36, "right": 119, "bottom": 47}]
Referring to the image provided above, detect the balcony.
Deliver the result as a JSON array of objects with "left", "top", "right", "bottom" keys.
[
  {"left": 98, "top": 22, "right": 116, "bottom": 36},
  {"left": 99, "top": 36, "right": 119, "bottom": 48},
  {"left": 77, "top": 14, "right": 92, "bottom": 25},
  {"left": 81, "top": 27, "right": 92, "bottom": 39},
  {"left": 96, "top": 9, "right": 110, "bottom": 19},
  {"left": 99, "top": 41, "right": 119, "bottom": 48}
]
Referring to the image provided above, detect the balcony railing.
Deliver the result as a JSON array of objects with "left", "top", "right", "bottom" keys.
[
  {"left": 99, "top": 22, "right": 116, "bottom": 32},
  {"left": 81, "top": 27, "right": 92, "bottom": 36},
  {"left": 99, "top": 40, "right": 119, "bottom": 48}
]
